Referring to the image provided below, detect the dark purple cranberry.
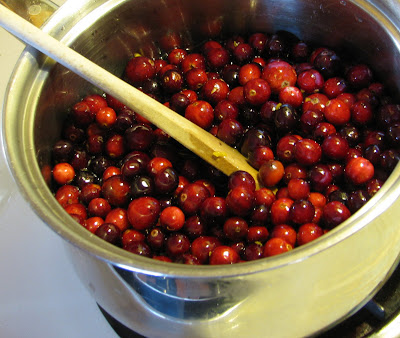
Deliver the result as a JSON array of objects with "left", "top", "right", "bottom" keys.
[
  {"left": 260, "top": 101, "right": 279, "bottom": 125},
  {"left": 377, "top": 104, "right": 400, "bottom": 129},
  {"left": 244, "top": 242, "right": 264, "bottom": 261},
  {"left": 339, "top": 125, "right": 361, "bottom": 147},
  {"left": 221, "top": 64, "right": 240, "bottom": 86},
  {"left": 95, "top": 223, "right": 121, "bottom": 246},
  {"left": 265, "top": 34, "right": 287, "bottom": 58},
  {"left": 124, "top": 124, "right": 155, "bottom": 151},
  {"left": 328, "top": 190, "right": 348, "bottom": 205},
  {"left": 289, "top": 199, "right": 315, "bottom": 225},
  {"left": 147, "top": 227, "right": 166, "bottom": 250},
  {"left": 62, "top": 123, "right": 85, "bottom": 144},
  {"left": 250, "top": 204, "right": 270, "bottom": 226},
  {"left": 291, "top": 41, "right": 309, "bottom": 62},
  {"left": 179, "top": 158, "right": 201, "bottom": 181},
  {"left": 347, "top": 190, "right": 370, "bottom": 213},
  {"left": 52, "top": 140, "right": 74, "bottom": 163},
  {"left": 160, "top": 69, "right": 184, "bottom": 93},
  {"left": 308, "top": 164, "right": 333, "bottom": 192},
  {"left": 380, "top": 149, "right": 400, "bottom": 172},
  {"left": 216, "top": 118, "right": 244, "bottom": 146},
  {"left": 183, "top": 215, "right": 206, "bottom": 239},
  {"left": 274, "top": 104, "right": 298, "bottom": 134},
  {"left": 124, "top": 241, "right": 152, "bottom": 257},
  {"left": 240, "top": 128, "right": 272, "bottom": 157},
  {"left": 70, "top": 147, "right": 90, "bottom": 171},
  {"left": 90, "top": 156, "right": 114, "bottom": 177},
  {"left": 142, "top": 78, "right": 161, "bottom": 96},
  {"left": 313, "top": 49, "right": 341, "bottom": 78},
  {"left": 300, "top": 110, "right": 324, "bottom": 135},
  {"left": 121, "top": 158, "right": 144, "bottom": 179},
  {"left": 114, "top": 110, "right": 134, "bottom": 132},
  {"left": 364, "top": 144, "right": 382, "bottom": 165},
  {"left": 154, "top": 167, "right": 179, "bottom": 195},
  {"left": 166, "top": 233, "right": 190, "bottom": 257},
  {"left": 169, "top": 93, "right": 191, "bottom": 115},
  {"left": 387, "top": 124, "right": 400, "bottom": 147},
  {"left": 130, "top": 175, "right": 155, "bottom": 198},
  {"left": 75, "top": 170, "right": 97, "bottom": 189}
]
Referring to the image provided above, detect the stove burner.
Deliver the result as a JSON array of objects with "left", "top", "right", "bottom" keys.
[{"left": 98, "top": 263, "right": 400, "bottom": 338}]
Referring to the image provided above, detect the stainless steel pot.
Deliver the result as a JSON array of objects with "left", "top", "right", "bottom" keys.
[{"left": 3, "top": 0, "right": 400, "bottom": 336}]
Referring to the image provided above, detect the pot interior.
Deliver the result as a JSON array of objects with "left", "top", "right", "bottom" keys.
[{"left": 4, "top": 0, "right": 400, "bottom": 275}]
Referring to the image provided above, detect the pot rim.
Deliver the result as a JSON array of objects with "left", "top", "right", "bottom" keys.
[{"left": 3, "top": 0, "right": 400, "bottom": 278}]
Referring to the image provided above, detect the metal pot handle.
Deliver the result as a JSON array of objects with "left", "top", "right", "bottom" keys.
[{"left": 0, "top": 0, "right": 59, "bottom": 27}]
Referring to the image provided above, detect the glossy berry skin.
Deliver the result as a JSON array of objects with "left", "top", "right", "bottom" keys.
[
  {"left": 323, "top": 201, "right": 351, "bottom": 229},
  {"left": 345, "top": 157, "right": 374, "bottom": 185},
  {"left": 321, "top": 134, "right": 349, "bottom": 161},
  {"left": 262, "top": 60, "right": 297, "bottom": 93},
  {"left": 270, "top": 224, "right": 297, "bottom": 247},
  {"left": 55, "top": 184, "right": 80, "bottom": 208},
  {"left": 270, "top": 198, "right": 294, "bottom": 226},
  {"left": 52, "top": 162, "right": 75, "bottom": 185},
  {"left": 166, "top": 233, "right": 191, "bottom": 257},
  {"left": 258, "top": 159, "right": 285, "bottom": 187},
  {"left": 102, "top": 175, "right": 130, "bottom": 207},
  {"left": 297, "top": 223, "right": 324, "bottom": 246},
  {"left": 297, "top": 69, "right": 324, "bottom": 94},
  {"left": 124, "top": 241, "right": 152, "bottom": 257},
  {"left": 160, "top": 206, "right": 185, "bottom": 231},
  {"left": 178, "top": 183, "right": 211, "bottom": 215},
  {"left": 226, "top": 186, "right": 255, "bottom": 216},
  {"left": 294, "top": 139, "right": 322, "bottom": 166},
  {"left": 191, "top": 236, "right": 221, "bottom": 264},
  {"left": 278, "top": 86, "right": 303, "bottom": 108},
  {"left": 287, "top": 178, "right": 310, "bottom": 200},
  {"left": 243, "top": 78, "right": 271, "bottom": 106},
  {"left": 125, "top": 56, "right": 155, "bottom": 85},
  {"left": 185, "top": 100, "right": 214, "bottom": 130},
  {"left": 228, "top": 170, "right": 256, "bottom": 192},
  {"left": 247, "top": 226, "right": 270, "bottom": 243},
  {"left": 209, "top": 246, "right": 240, "bottom": 265},
  {"left": 263, "top": 238, "right": 293, "bottom": 257},
  {"left": 122, "top": 229, "right": 146, "bottom": 247},
  {"left": 95, "top": 223, "right": 121, "bottom": 246},
  {"left": 223, "top": 217, "right": 249, "bottom": 241},
  {"left": 127, "top": 197, "right": 161, "bottom": 230},
  {"left": 201, "top": 79, "right": 230, "bottom": 105},
  {"left": 200, "top": 196, "right": 227, "bottom": 225},
  {"left": 324, "top": 98, "right": 351, "bottom": 126},
  {"left": 289, "top": 199, "right": 315, "bottom": 225}
]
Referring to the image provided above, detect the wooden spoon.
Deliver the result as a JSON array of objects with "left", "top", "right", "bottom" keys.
[{"left": 0, "top": 5, "right": 260, "bottom": 187}]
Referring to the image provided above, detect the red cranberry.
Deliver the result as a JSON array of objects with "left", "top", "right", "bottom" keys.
[
  {"left": 271, "top": 224, "right": 297, "bottom": 247},
  {"left": 294, "top": 139, "right": 322, "bottom": 166},
  {"left": 167, "top": 233, "right": 191, "bottom": 257},
  {"left": 345, "top": 157, "right": 374, "bottom": 185},
  {"left": 209, "top": 246, "right": 240, "bottom": 265},
  {"left": 270, "top": 198, "right": 294, "bottom": 226},
  {"left": 124, "top": 241, "right": 152, "bottom": 257},
  {"left": 125, "top": 56, "right": 156, "bottom": 86},
  {"left": 178, "top": 183, "right": 210, "bottom": 215},
  {"left": 223, "top": 217, "right": 249, "bottom": 241},
  {"left": 259, "top": 159, "right": 285, "bottom": 187},
  {"left": 127, "top": 196, "right": 161, "bottom": 230},
  {"left": 52, "top": 162, "right": 75, "bottom": 185},
  {"left": 95, "top": 223, "right": 121, "bottom": 246},
  {"left": 263, "top": 238, "right": 293, "bottom": 257},
  {"left": 102, "top": 175, "right": 130, "bottom": 207},
  {"left": 226, "top": 186, "right": 255, "bottom": 216},
  {"left": 297, "top": 223, "right": 324, "bottom": 246},
  {"left": 262, "top": 60, "right": 297, "bottom": 93},
  {"left": 185, "top": 100, "right": 214, "bottom": 130}
]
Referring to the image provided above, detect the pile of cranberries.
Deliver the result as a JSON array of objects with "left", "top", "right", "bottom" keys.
[{"left": 50, "top": 30, "right": 400, "bottom": 265}]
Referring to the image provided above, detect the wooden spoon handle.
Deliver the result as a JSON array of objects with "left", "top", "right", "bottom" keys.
[{"left": 0, "top": 5, "right": 260, "bottom": 186}]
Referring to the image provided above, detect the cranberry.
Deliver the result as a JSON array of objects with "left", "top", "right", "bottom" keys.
[
  {"left": 84, "top": 217, "right": 104, "bottom": 233},
  {"left": 124, "top": 124, "right": 155, "bottom": 151},
  {"left": 244, "top": 242, "right": 264, "bottom": 261},
  {"left": 205, "top": 47, "right": 230, "bottom": 70},
  {"left": 178, "top": 183, "right": 210, "bottom": 215},
  {"left": 238, "top": 63, "right": 262, "bottom": 86},
  {"left": 270, "top": 198, "right": 294, "bottom": 226},
  {"left": 209, "top": 246, "right": 240, "bottom": 265},
  {"left": 308, "top": 164, "right": 333, "bottom": 192},
  {"left": 55, "top": 184, "right": 80, "bottom": 208},
  {"left": 201, "top": 79, "right": 229, "bottom": 105},
  {"left": 279, "top": 86, "right": 303, "bottom": 108},
  {"left": 95, "top": 223, "right": 121, "bottom": 246},
  {"left": 297, "top": 69, "right": 324, "bottom": 93},
  {"left": 289, "top": 199, "right": 315, "bottom": 225},
  {"left": 276, "top": 135, "right": 298, "bottom": 163},
  {"left": 125, "top": 56, "right": 156, "bottom": 86},
  {"left": 52, "top": 162, "right": 75, "bottom": 185},
  {"left": 228, "top": 170, "right": 256, "bottom": 191},
  {"left": 303, "top": 93, "right": 329, "bottom": 114},
  {"left": 226, "top": 186, "right": 255, "bottom": 216},
  {"left": 102, "top": 175, "right": 130, "bottom": 207},
  {"left": 323, "top": 201, "right": 351, "bottom": 229},
  {"left": 127, "top": 196, "right": 161, "bottom": 230},
  {"left": 244, "top": 78, "right": 271, "bottom": 106},
  {"left": 53, "top": 139, "right": 74, "bottom": 163},
  {"left": 160, "top": 206, "right": 185, "bottom": 231},
  {"left": 124, "top": 241, "right": 152, "bottom": 257},
  {"left": 347, "top": 190, "right": 370, "bottom": 213},
  {"left": 166, "top": 233, "right": 191, "bottom": 257},
  {"left": 323, "top": 77, "right": 347, "bottom": 99},
  {"left": 185, "top": 100, "right": 214, "bottom": 130},
  {"left": 262, "top": 60, "right": 297, "bottom": 93},
  {"left": 146, "top": 227, "right": 166, "bottom": 251},
  {"left": 258, "top": 159, "right": 285, "bottom": 187},
  {"left": 88, "top": 197, "right": 111, "bottom": 219},
  {"left": 297, "top": 223, "right": 324, "bottom": 246},
  {"left": 248, "top": 146, "right": 275, "bottom": 170},
  {"left": 322, "top": 134, "right": 349, "bottom": 161},
  {"left": 200, "top": 196, "right": 227, "bottom": 225},
  {"left": 287, "top": 178, "right": 310, "bottom": 200},
  {"left": 130, "top": 175, "right": 155, "bottom": 198},
  {"left": 160, "top": 69, "right": 184, "bottom": 93},
  {"left": 270, "top": 224, "right": 297, "bottom": 247},
  {"left": 346, "top": 64, "right": 373, "bottom": 89},
  {"left": 154, "top": 167, "right": 179, "bottom": 195},
  {"left": 247, "top": 226, "right": 270, "bottom": 243},
  {"left": 263, "top": 238, "right": 293, "bottom": 257},
  {"left": 216, "top": 118, "right": 244, "bottom": 146},
  {"left": 222, "top": 64, "right": 240, "bottom": 86},
  {"left": 345, "top": 157, "right": 374, "bottom": 185},
  {"left": 294, "top": 139, "right": 322, "bottom": 166}
]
